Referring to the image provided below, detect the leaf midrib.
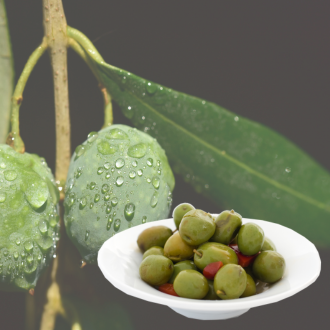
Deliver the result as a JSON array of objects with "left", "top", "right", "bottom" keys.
[{"left": 114, "top": 78, "right": 329, "bottom": 213}]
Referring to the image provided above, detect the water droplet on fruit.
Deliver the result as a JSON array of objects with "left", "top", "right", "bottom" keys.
[
  {"left": 101, "top": 184, "right": 110, "bottom": 193},
  {"left": 94, "top": 194, "right": 100, "bottom": 202},
  {"left": 97, "top": 167, "right": 104, "bottom": 175},
  {"left": 127, "top": 143, "right": 147, "bottom": 158},
  {"left": 116, "top": 176, "right": 124, "bottom": 187},
  {"left": 4, "top": 170, "right": 17, "bottom": 181},
  {"left": 97, "top": 140, "right": 117, "bottom": 155},
  {"left": 132, "top": 161, "right": 138, "bottom": 167},
  {"left": 85, "top": 230, "right": 90, "bottom": 241},
  {"left": 75, "top": 145, "right": 85, "bottom": 158},
  {"left": 146, "top": 81, "right": 157, "bottom": 94},
  {"left": 152, "top": 176, "right": 160, "bottom": 189},
  {"left": 115, "top": 158, "right": 125, "bottom": 169},
  {"left": 106, "top": 128, "right": 129, "bottom": 140},
  {"left": 129, "top": 171, "right": 136, "bottom": 179},
  {"left": 111, "top": 197, "right": 118, "bottom": 206},
  {"left": 142, "top": 216, "right": 147, "bottom": 224},
  {"left": 90, "top": 182, "right": 96, "bottom": 190},
  {"left": 24, "top": 241, "right": 33, "bottom": 253},
  {"left": 146, "top": 158, "right": 153, "bottom": 167},
  {"left": 79, "top": 198, "right": 87, "bottom": 209},
  {"left": 0, "top": 192, "right": 6, "bottom": 203},
  {"left": 39, "top": 220, "right": 48, "bottom": 235},
  {"left": 114, "top": 219, "right": 121, "bottom": 232},
  {"left": 124, "top": 203, "right": 135, "bottom": 221},
  {"left": 87, "top": 131, "right": 98, "bottom": 143},
  {"left": 150, "top": 191, "right": 159, "bottom": 208}
]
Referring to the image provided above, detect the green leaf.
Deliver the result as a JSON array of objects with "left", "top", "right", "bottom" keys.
[
  {"left": 80, "top": 43, "right": 330, "bottom": 247},
  {"left": 0, "top": 0, "right": 13, "bottom": 144}
]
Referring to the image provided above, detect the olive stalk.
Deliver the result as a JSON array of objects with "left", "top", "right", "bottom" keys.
[{"left": 7, "top": 38, "right": 48, "bottom": 153}]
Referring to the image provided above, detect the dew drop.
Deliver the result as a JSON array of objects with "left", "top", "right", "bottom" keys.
[
  {"left": 146, "top": 81, "right": 157, "bottom": 94},
  {"left": 24, "top": 241, "right": 33, "bottom": 253},
  {"left": 127, "top": 143, "right": 147, "bottom": 158},
  {"left": 142, "top": 216, "right": 147, "bottom": 224},
  {"left": 13, "top": 252, "right": 19, "bottom": 260},
  {"left": 39, "top": 220, "right": 48, "bottom": 235},
  {"left": 114, "top": 219, "right": 121, "bottom": 232},
  {"left": 79, "top": 198, "right": 87, "bottom": 209},
  {"left": 106, "top": 128, "right": 129, "bottom": 140},
  {"left": 285, "top": 167, "right": 291, "bottom": 173},
  {"left": 66, "top": 178, "right": 75, "bottom": 191},
  {"left": 15, "top": 238, "right": 21, "bottom": 246},
  {"left": 27, "top": 255, "right": 34, "bottom": 265},
  {"left": 85, "top": 230, "right": 90, "bottom": 241},
  {"left": 4, "top": 170, "right": 17, "bottom": 181},
  {"left": 0, "top": 162, "right": 6, "bottom": 169},
  {"left": 124, "top": 203, "right": 135, "bottom": 221},
  {"left": 97, "top": 140, "right": 117, "bottom": 155},
  {"left": 146, "top": 178, "right": 151, "bottom": 183},
  {"left": 105, "top": 172, "right": 111, "bottom": 179},
  {"left": 116, "top": 176, "right": 124, "bottom": 187},
  {"left": 0, "top": 192, "right": 7, "bottom": 203},
  {"left": 115, "top": 158, "right": 125, "bottom": 169},
  {"left": 137, "top": 169, "right": 143, "bottom": 177},
  {"left": 90, "top": 182, "right": 96, "bottom": 190},
  {"left": 129, "top": 171, "right": 136, "bottom": 179},
  {"left": 150, "top": 191, "right": 159, "bottom": 208},
  {"left": 157, "top": 160, "right": 161, "bottom": 167},
  {"left": 97, "top": 167, "right": 104, "bottom": 175},
  {"left": 111, "top": 197, "right": 118, "bottom": 206},
  {"left": 87, "top": 131, "right": 99, "bottom": 143},
  {"left": 90, "top": 203, "right": 94, "bottom": 209},
  {"left": 102, "top": 184, "right": 110, "bottom": 193},
  {"left": 75, "top": 145, "right": 85, "bottom": 158},
  {"left": 132, "top": 161, "right": 138, "bottom": 167},
  {"left": 152, "top": 176, "right": 160, "bottom": 189},
  {"left": 106, "top": 205, "right": 112, "bottom": 214},
  {"left": 75, "top": 167, "right": 83, "bottom": 178},
  {"left": 106, "top": 217, "right": 113, "bottom": 231},
  {"left": 146, "top": 158, "right": 153, "bottom": 167},
  {"left": 94, "top": 194, "right": 100, "bottom": 203}
]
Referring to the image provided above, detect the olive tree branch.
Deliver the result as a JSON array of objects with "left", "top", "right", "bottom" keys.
[{"left": 7, "top": 38, "right": 48, "bottom": 153}]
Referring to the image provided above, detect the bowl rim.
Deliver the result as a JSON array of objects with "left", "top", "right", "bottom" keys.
[{"left": 98, "top": 217, "right": 321, "bottom": 311}]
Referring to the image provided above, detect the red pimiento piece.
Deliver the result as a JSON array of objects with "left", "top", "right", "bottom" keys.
[
  {"left": 203, "top": 261, "right": 224, "bottom": 280},
  {"left": 158, "top": 283, "right": 179, "bottom": 297},
  {"left": 229, "top": 244, "right": 259, "bottom": 268}
]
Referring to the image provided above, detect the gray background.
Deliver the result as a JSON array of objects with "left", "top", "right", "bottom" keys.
[{"left": 2, "top": 1, "right": 329, "bottom": 329}]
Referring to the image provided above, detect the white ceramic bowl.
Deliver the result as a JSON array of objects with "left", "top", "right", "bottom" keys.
[{"left": 97, "top": 218, "right": 321, "bottom": 320}]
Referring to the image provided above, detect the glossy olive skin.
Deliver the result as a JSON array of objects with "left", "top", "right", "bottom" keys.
[
  {"left": 261, "top": 237, "right": 277, "bottom": 252},
  {"left": 142, "top": 246, "right": 164, "bottom": 260},
  {"left": 240, "top": 274, "right": 256, "bottom": 298},
  {"left": 137, "top": 226, "right": 172, "bottom": 252},
  {"left": 194, "top": 242, "right": 238, "bottom": 271},
  {"left": 173, "top": 203, "right": 195, "bottom": 229},
  {"left": 214, "top": 264, "right": 247, "bottom": 300},
  {"left": 139, "top": 255, "right": 173, "bottom": 286},
  {"left": 164, "top": 232, "right": 195, "bottom": 262},
  {"left": 203, "top": 280, "right": 220, "bottom": 300},
  {"left": 169, "top": 260, "right": 197, "bottom": 284},
  {"left": 252, "top": 251, "right": 285, "bottom": 283},
  {"left": 179, "top": 209, "right": 215, "bottom": 246},
  {"left": 173, "top": 270, "right": 209, "bottom": 299},
  {"left": 237, "top": 223, "right": 264, "bottom": 256},
  {"left": 211, "top": 210, "right": 242, "bottom": 245}
]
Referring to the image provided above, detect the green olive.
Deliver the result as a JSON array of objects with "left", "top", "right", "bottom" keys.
[
  {"left": 173, "top": 203, "right": 195, "bottom": 229},
  {"left": 173, "top": 270, "right": 209, "bottom": 299},
  {"left": 168, "top": 260, "right": 197, "bottom": 284},
  {"left": 252, "top": 251, "right": 285, "bottom": 283},
  {"left": 164, "top": 232, "right": 195, "bottom": 262},
  {"left": 261, "top": 237, "right": 277, "bottom": 252},
  {"left": 179, "top": 209, "right": 215, "bottom": 246},
  {"left": 142, "top": 246, "right": 164, "bottom": 259},
  {"left": 203, "top": 280, "right": 220, "bottom": 300},
  {"left": 137, "top": 226, "right": 172, "bottom": 252},
  {"left": 193, "top": 242, "right": 238, "bottom": 271},
  {"left": 214, "top": 264, "right": 247, "bottom": 300},
  {"left": 240, "top": 274, "right": 256, "bottom": 298},
  {"left": 139, "top": 255, "right": 173, "bottom": 286},
  {"left": 237, "top": 223, "right": 264, "bottom": 256},
  {"left": 211, "top": 210, "right": 242, "bottom": 245}
]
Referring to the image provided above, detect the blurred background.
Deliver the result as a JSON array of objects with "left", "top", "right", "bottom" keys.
[{"left": 2, "top": 0, "right": 329, "bottom": 329}]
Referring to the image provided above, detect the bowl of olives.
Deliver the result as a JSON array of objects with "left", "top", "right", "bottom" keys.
[{"left": 98, "top": 205, "right": 321, "bottom": 320}]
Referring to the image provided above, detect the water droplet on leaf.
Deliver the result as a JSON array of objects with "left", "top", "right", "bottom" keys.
[
  {"left": 127, "top": 143, "right": 147, "bottom": 158},
  {"left": 124, "top": 203, "right": 135, "bottom": 221},
  {"left": 115, "top": 158, "right": 125, "bottom": 169},
  {"left": 150, "top": 191, "right": 159, "bottom": 208},
  {"left": 4, "top": 170, "right": 17, "bottom": 181}
]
